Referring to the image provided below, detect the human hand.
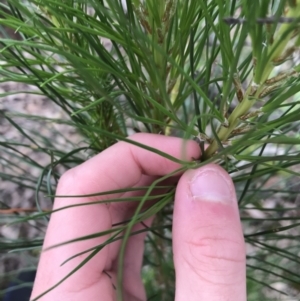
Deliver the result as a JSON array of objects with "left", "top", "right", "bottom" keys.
[{"left": 31, "top": 133, "right": 246, "bottom": 301}]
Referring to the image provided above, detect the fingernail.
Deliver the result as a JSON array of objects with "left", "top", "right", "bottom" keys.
[{"left": 189, "top": 167, "right": 234, "bottom": 204}]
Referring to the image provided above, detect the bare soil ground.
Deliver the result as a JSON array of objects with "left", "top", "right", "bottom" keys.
[{"left": 0, "top": 81, "right": 82, "bottom": 298}]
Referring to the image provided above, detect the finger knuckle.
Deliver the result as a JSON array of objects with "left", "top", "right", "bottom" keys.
[{"left": 182, "top": 229, "right": 245, "bottom": 283}]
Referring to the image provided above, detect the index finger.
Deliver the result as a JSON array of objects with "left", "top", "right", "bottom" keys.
[{"left": 57, "top": 133, "right": 201, "bottom": 200}]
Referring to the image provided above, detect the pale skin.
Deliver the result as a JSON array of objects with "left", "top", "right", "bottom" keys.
[{"left": 31, "top": 133, "right": 246, "bottom": 301}]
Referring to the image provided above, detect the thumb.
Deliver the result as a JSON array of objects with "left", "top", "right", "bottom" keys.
[{"left": 173, "top": 164, "right": 246, "bottom": 301}]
